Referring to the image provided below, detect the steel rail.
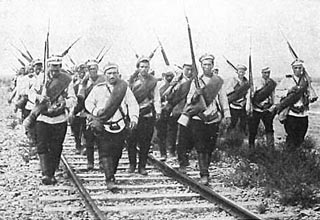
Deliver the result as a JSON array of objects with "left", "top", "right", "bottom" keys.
[
  {"left": 61, "top": 154, "right": 107, "bottom": 220},
  {"left": 147, "top": 154, "right": 262, "bottom": 220}
]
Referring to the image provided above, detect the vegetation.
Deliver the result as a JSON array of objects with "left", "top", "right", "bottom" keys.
[{"left": 217, "top": 124, "right": 320, "bottom": 208}]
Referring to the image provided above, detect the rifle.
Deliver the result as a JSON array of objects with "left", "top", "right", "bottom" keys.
[
  {"left": 61, "top": 37, "right": 81, "bottom": 57},
  {"left": 155, "top": 33, "right": 170, "bottom": 66},
  {"left": 96, "top": 45, "right": 106, "bottom": 61},
  {"left": 129, "top": 43, "right": 139, "bottom": 59},
  {"left": 223, "top": 55, "right": 237, "bottom": 72},
  {"left": 248, "top": 38, "right": 254, "bottom": 116},
  {"left": 10, "top": 43, "right": 32, "bottom": 63},
  {"left": 68, "top": 55, "right": 76, "bottom": 66},
  {"left": 98, "top": 45, "right": 112, "bottom": 63},
  {"left": 20, "top": 39, "right": 33, "bottom": 61},
  {"left": 148, "top": 45, "right": 160, "bottom": 59},
  {"left": 177, "top": 13, "right": 206, "bottom": 127},
  {"left": 279, "top": 27, "right": 318, "bottom": 102}
]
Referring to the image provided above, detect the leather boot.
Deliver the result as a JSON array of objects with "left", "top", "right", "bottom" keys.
[
  {"left": 138, "top": 153, "right": 148, "bottom": 176},
  {"left": 198, "top": 153, "right": 209, "bottom": 185},
  {"left": 266, "top": 132, "right": 275, "bottom": 148},
  {"left": 101, "top": 157, "right": 116, "bottom": 190},
  {"left": 39, "top": 154, "right": 52, "bottom": 185},
  {"left": 86, "top": 145, "right": 94, "bottom": 171}
]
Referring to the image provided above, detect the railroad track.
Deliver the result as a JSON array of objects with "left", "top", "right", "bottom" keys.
[{"left": 38, "top": 129, "right": 299, "bottom": 219}]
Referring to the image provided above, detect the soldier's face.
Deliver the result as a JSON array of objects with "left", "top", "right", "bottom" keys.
[
  {"left": 35, "top": 65, "right": 42, "bottom": 74},
  {"left": 262, "top": 71, "right": 270, "bottom": 80},
  {"left": 201, "top": 59, "right": 214, "bottom": 77},
  {"left": 165, "top": 74, "right": 174, "bottom": 83},
  {"left": 88, "top": 65, "right": 98, "bottom": 79},
  {"left": 78, "top": 70, "right": 85, "bottom": 79},
  {"left": 138, "top": 61, "right": 150, "bottom": 77},
  {"left": 183, "top": 66, "right": 192, "bottom": 78},
  {"left": 292, "top": 65, "right": 303, "bottom": 77},
  {"left": 237, "top": 70, "right": 246, "bottom": 79},
  {"left": 105, "top": 68, "right": 120, "bottom": 85}
]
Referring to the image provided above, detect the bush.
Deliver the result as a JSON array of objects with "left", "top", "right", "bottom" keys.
[{"left": 218, "top": 129, "right": 320, "bottom": 207}]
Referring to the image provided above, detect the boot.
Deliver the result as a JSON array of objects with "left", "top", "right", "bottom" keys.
[
  {"left": 138, "top": 153, "right": 148, "bottom": 176},
  {"left": 101, "top": 157, "right": 116, "bottom": 190},
  {"left": 127, "top": 164, "right": 136, "bottom": 173},
  {"left": 39, "top": 154, "right": 52, "bottom": 185},
  {"left": 86, "top": 145, "right": 94, "bottom": 171},
  {"left": 198, "top": 153, "right": 209, "bottom": 185},
  {"left": 266, "top": 132, "right": 275, "bottom": 148}
]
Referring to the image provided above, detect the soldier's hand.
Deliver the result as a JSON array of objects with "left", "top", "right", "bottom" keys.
[
  {"left": 129, "top": 121, "right": 137, "bottom": 130},
  {"left": 37, "top": 95, "right": 50, "bottom": 104}
]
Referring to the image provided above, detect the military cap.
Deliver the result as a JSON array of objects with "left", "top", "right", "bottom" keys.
[
  {"left": 261, "top": 66, "right": 271, "bottom": 73},
  {"left": 47, "top": 55, "right": 63, "bottom": 65},
  {"left": 199, "top": 53, "right": 215, "bottom": 63},
  {"left": 291, "top": 59, "right": 304, "bottom": 66},
  {"left": 136, "top": 56, "right": 150, "bottom": 68},
  {"left": 86, "top": 59, "right": 99, "bottom": 68},
  {"left": 103, "top": 62, "right": 119, "bottom": 73},
  {"left": 236, "top": 64, "right": 247, "bottom": 71}
]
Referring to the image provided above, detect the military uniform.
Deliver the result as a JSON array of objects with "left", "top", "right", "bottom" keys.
[
  {"left": 248, "top": 67, "right": 276, "bottom": 148},
  {"left": 30, "top": 56, "right": 76, "bottom": 185},
  {"left": 225, "top": 65, "right": 249, "bottom": 134},
  {"left": 85, "top": 63, "right": 139, "bottom": 188},
  {"left": 275, "top": 60, "right": 315, "bottom": 150},
  {"left": 127, "top": 57, "right": 161, "bottom": 175}
]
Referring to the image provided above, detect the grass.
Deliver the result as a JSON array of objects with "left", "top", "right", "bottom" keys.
[{"left": 217, "top": 122, "right": 320, "bottom": 208}]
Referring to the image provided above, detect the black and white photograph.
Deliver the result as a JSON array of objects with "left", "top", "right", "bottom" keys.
[{"left": 1, "top": 0, "right": 320, "bottom": 219}]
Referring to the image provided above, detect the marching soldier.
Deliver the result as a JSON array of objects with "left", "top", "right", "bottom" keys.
[
  {"left": 85, "top": 63, "right": 139, "bottom": 190},
  {"left": 247, "top": 67, "right": 277, "bottom": 149},
  {"left": 167, "top": 63, "right": 194, "bottom": 172},
  {"left": 31, "top": 55, "right": 76, "bottom": 185},
  {"left": 156, "top": 70, "right": 174, "bottom": 161},
  {"left": 275, "top": 59, "right": 316, "bottom": 151},
  {"left": 183, "top": 54, "right": 230, "bottom": 185},
  {"left": 127, "top": 56, "right": 161, "bottom": 175},
  {"left": 77, "top": 60, "right": 106, "bottom": 170},
  {"left": 70, "top": 64, "right": 87, "bottom": 155},
  {"left": 226, "top": 64, "right": 250, "bottom": 134}
]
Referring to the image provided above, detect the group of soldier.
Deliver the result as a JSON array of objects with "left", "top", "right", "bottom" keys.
[{"left": 9, "top": 49, "right": 317, "bottom": 189}]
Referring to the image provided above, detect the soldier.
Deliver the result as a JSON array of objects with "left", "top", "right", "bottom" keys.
[
  {"left": 32, "top": 55, "right": 76, "bottom": 185},
  {"left": 247, "top": 67, "right": 277, "bottom": 149},
  {"left": 226, "top": 64, "right": 250, "bottom": 134},
  {"left": 127, "top": 56, "right": 161, "bottom": 175},
  {"left": 182, "top": 54, "right": 230, "bottom": 185},
  {"left": 85, "top": 63, "right": 139, "bottom": 190},
  {"left": 167, "top": 63, "right": 194, "bottom": 172},
  {"left": 24, "top": 60, "right": 43, "bottom": 155},
  {"left": 275, "top": 59, "right": 316, "bottom": 151},
  {"left": 77, "top": 60, "right": 106, "bottom": 170},
  {"left": 70, "top": 64, "right": 87, "bottom": 155},
  {"left": 156, "top": 70, "right": 175, "bottom": 161}
]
